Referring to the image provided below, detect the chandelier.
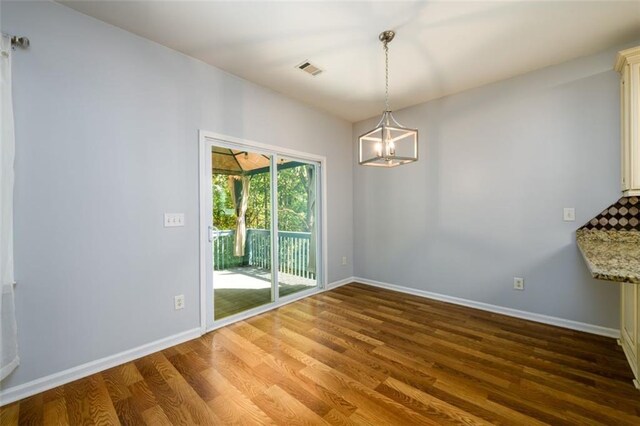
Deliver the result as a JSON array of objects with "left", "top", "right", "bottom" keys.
[{"left": 358, "top": 30, "right": 418, "bottom": 167}]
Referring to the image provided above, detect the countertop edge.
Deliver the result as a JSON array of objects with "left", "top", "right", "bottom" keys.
[{"left": 576, "top": 232, "right": 640, "bottom": 284}]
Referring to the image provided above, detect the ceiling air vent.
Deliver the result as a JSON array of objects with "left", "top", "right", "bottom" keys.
[{"left": 296, "top": 60, "right": 323, "bottom": 76}]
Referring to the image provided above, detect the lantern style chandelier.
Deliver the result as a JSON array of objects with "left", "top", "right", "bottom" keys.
[{"left": 358, "top": 30, "right": 418, "bottom": 167}]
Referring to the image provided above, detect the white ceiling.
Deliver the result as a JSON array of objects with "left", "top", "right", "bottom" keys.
[{"left": 59, "top": 1, "right": 640, "bottom": 122}]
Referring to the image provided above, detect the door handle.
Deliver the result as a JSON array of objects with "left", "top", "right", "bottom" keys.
[{"left": 208, "top": 226, "right": 220, "bottom": 242}]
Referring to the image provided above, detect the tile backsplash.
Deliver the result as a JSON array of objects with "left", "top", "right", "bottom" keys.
[{"left": 579, "top": 196, "right": 640, "bottom": 232}]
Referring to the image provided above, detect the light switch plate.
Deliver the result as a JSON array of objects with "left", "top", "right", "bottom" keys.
[
  {"left": 164, "top": 213, "right": 185, "bottom": 227},
  {"left": 563, "top": 208, "right": 575, "bottom": 222}
]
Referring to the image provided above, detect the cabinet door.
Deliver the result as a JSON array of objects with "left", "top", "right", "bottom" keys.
[
  {"left": 616, "top": 46, "right": 640, "bottom": 196},
  {"left": 621, "top": 65, "right": 630, "bottom": 192},
  {"left": 622, "top": 283, "right": 637, "bottom": 358},
  {"left": 630, "top": 62, "right": 640, "bottom": 192}
]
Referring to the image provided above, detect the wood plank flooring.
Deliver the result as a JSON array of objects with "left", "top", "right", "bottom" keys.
[{"left": 2, "top": 283, "right": 640, "bottom": 425}]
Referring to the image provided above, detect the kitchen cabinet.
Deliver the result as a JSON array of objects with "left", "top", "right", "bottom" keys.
[
  {"left": 615, "top": 46, "right": 640, "bottom": 196},
  {"left": 576, "top": 229, "right": 640, "bottom": 387},
  {"left": 620, "top": 282, "right": 640, "bottom": 389}
]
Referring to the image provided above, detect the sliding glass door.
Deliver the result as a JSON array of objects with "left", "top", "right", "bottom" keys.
[
  {"left": 211, "top": 147, "right": 274, "bottom": 320},
  {"left": 201, "top": 136, "right": 322, "bottom": 329},
  {"left": 277, "top": 157, "right": 319, "bottom": 298}
]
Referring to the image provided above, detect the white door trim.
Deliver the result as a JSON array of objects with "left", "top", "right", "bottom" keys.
[
  {"left": 198, "top": 130, "right": 328, "bottom": 333},
  {"left": 270, "top": 154, "right": 280, "bottom": 304}
]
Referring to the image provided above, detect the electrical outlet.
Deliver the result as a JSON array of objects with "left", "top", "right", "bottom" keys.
[
  {"left": 513, "top": 277, "right": 524, "bottom": 291},
  {"left": 563, "top": 208, "right": 575, "bottom": 222},
  {"left": 174, "top": 295, "right": 185, "bottom": 310},
  {"left": 342, "top": 256, "right": 347, "bottom": 265}
]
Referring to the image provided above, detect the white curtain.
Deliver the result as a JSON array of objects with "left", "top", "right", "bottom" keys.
[{"left": 0, "top": 35, "right": 19, "bottom": 381}]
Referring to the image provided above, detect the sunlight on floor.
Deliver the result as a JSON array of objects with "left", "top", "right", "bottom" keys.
[{"left": 213, "top": 266, "right": 316, "bottom": 289}]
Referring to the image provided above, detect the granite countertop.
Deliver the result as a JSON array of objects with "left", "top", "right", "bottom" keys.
[{"left": 576, "top": 229, "right": 640, "bottom": 284}]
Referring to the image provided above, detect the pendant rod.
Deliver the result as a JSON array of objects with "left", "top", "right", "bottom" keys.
[
  {"left": 384, "top": 40, "right": 389, "bottom": 112},
  {"left": 379, "top": 30, "right": 395, "bottom": 113}
]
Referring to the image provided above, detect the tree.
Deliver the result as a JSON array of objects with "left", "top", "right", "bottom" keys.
[
  {"left": 212, "top": 174, "right": 236, "bottom": 230},
  {"left": 211, "top": 163, "right": 312, "bottom": 232}
]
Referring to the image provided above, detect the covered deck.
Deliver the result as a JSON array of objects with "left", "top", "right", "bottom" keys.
[{"left": 211, "top": 148, "right": 318, "bottom": 320}]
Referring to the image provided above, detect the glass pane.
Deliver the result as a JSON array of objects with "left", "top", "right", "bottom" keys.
[
  {"left": 212, "top": 147, "right": 273, "bottom": 320},
  {"left": 277, "top": 158, "right": 318, "bottom": 298}
]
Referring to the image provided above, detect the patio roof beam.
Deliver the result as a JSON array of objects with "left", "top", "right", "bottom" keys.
[
  {"left": 243, "top": 160, "right": 307, "bottom": 176},
  {"left": 231, "top": 151, "right": 244, "bottom": 172},
  {"left": 212, "top": 155, "right": 308, "bottom": 176}
]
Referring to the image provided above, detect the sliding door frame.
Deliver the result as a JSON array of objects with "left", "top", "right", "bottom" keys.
[{"left": 198, "top": 130, "right": 327, "bottom": 333}]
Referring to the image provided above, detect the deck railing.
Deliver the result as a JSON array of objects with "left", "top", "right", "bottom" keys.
[
  {"left": 213, "top": 229, "right": 315, "bottom": 279},
  {"left": 212, "top": 230, "right": 243, "bottom": 270}
]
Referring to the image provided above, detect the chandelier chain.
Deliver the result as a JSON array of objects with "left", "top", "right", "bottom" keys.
[
  {"left": 358, "top": 30, "right": 418, "bottom": 167},
  {"left": 384, "top": 40, "right": 390, "bottom": 112}
]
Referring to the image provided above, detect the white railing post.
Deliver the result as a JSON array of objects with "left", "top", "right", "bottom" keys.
[{"left": 213, "top": 228, "right": 314, "bottom": 279}]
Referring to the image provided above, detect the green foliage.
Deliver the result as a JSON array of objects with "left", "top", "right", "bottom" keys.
[
  {"left": 246, "top": 172, "right": 271, "bottom": 230},
  {"left": 277, "top": 166, "right": 310, "bottom": 232},
  {"left": 212, "top": 174, "right": 236, "bottom": 230},
  {"left": 211, "top": 164, "right": 312, "bottom": 232}
]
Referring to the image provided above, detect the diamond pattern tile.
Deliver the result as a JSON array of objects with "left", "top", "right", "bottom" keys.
[{"left": 579, "top": 196, "right": 640, "bottom": 232}]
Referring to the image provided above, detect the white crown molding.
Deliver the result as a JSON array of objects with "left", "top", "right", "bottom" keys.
[{"left": 353, "top": 277, "right": 620, "bottom": 339}]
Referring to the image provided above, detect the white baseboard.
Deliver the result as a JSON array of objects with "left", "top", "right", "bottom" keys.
[
  {"left": 1, "top": 278, "right": 355, "bottom": 406},
  {"left": 326, "top": 276, "right": 355, "bottom": 290},
  {"left": 352, "top": 277, "right": 620, "bottom": 339},
  {"left": 0, "top": 328, "right": 201, "bottom": 406},
  {"left": 3, "top": 275, "right": 615, "bottom": 406}
]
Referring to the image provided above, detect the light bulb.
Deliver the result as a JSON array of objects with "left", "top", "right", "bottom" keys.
[{"left": 374, "top": 142, "right": 382, "bottom": 156}]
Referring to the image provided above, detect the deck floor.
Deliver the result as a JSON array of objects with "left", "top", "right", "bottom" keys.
[{"left": 214, "top": 267, "right": 316, "bottom": 320}]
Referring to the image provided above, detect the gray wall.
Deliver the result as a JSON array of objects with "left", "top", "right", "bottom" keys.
[
  {"left": 2, "top": 1, "right": 353, "bottom": 389},
  {"left": 353, "top": 45, "right": 631, "bottom": 329},
  {"left": 2, "top": 0, "right": 633, "bottom": 393}
]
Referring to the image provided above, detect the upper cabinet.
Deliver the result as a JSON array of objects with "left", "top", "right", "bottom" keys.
[{"left": 615, "top": 46, "right": 640, "bottom": 196}]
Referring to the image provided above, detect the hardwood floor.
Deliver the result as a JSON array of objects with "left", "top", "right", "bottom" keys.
[{"left": 2, "top": 283, "right": 639, "bottom": 425}]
